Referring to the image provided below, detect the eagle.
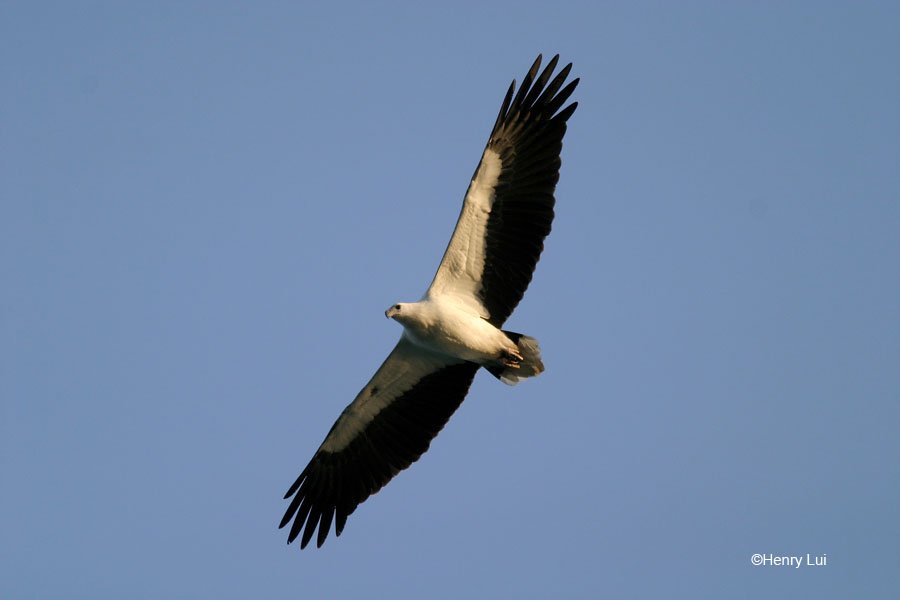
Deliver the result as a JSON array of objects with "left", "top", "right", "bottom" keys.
[{"left": 280, "top": 55, "right": 579, "bottom": 549}]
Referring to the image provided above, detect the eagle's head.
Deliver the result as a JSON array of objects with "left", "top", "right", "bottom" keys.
[{"left": 384, "top": 303, "right": 403, "bottom": 320}]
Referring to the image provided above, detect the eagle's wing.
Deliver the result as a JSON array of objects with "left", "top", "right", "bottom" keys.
[
  {"left": 426, "top": 54, "right": 579, "bottom": 326},
  {"left": 279, "top": 337, "right": 479, "bottom": 548}
]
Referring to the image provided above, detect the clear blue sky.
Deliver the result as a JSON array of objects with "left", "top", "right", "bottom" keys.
[{"left": 2, "top": 2, "right": 898, "bottom": 598}]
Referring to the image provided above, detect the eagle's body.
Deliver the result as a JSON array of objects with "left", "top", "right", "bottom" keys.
[
  {"left": 387, "top": 298, "right": 531, "bottom": 371},
  {"left": 280, "top": 55, "right": 579, "bottom": 549}
]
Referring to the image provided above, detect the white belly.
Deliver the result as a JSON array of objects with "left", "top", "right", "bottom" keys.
[{"left": 401, "top": 298, "right": 510, "bottom": 363}]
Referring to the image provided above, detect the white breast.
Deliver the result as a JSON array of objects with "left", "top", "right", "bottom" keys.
[{"left": 401, "top": 298, "right": 510, "bottom": 363}]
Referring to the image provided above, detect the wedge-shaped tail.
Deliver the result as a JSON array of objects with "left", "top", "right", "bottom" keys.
[{"left": 486, "top": 331, "right": 544, "bottom": 385}]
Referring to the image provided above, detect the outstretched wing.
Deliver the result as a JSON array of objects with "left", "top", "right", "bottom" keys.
[
  {"left": 279, "top": 337, "right": 479, "bottom": 549},
  {"left": 426, "top": 54, "right": 579, "bottom": 326}
]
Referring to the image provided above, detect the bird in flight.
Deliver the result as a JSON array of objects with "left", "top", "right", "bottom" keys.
[{"left": 280, "top": 55, "right": 579, "bottom": 549}]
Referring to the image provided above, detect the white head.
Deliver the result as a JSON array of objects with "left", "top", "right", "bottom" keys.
[
  {"left": 384, "top": 302, "right": 419, "bottom": 327},
  {"left": 385, "top": 303, "right": 403, "bottom": 320}
]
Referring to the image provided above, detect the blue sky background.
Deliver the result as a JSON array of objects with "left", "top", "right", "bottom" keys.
[{"left": 2, "top": 2, "right": 898, "bottom": 598}]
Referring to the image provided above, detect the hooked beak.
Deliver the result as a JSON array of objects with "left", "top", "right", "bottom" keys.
[{"left": 385, "top": 305, "right": 400, "bottom": 319}]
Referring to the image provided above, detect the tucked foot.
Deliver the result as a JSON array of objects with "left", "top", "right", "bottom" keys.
[{"left": 501, "top": 348, "right": 524, "bottom": 368}]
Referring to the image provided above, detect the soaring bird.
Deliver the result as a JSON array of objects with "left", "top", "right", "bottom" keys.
[{"left": 280, "top": 55, "right": 578, "bottom": 549}]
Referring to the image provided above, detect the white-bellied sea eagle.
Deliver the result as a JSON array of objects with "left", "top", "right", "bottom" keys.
[{"left": 280, "top": 55, "right": 579, "bottom": 549}]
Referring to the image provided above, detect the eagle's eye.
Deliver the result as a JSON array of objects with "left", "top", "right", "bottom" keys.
[{"left": 394, "top": 304, "right": 401, "bottom": 310}]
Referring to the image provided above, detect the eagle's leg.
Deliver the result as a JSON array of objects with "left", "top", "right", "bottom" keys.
[{"left": 500, "top": 347, "right": 524, "bottom": 368}]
